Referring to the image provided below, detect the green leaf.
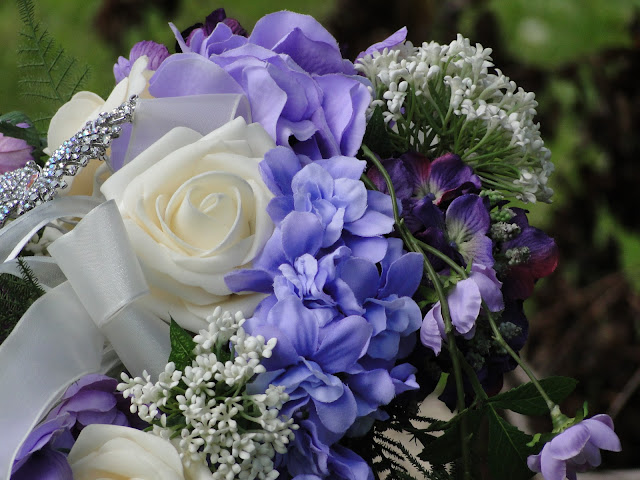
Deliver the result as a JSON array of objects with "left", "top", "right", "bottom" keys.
[
  {"left": 487, "top": 376, "right": 578, "bottom": 415},
  {"left": 168, "top": 318, "right": 196, "bottom": 371},
  {"left": 362, "top": 106, "right": 395, "bottom": 159},
  {"left": 487, "top": 406, "right": 537, "bottom": 480},
  {"left": 418, "top": 410, "right": 482, "bottom": 465}
]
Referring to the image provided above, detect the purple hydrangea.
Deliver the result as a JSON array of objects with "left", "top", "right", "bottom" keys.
[
  {"left": 527, "top": 415, "right": 621, "bottom": 480},
  {"left": 150, "top": 11, "right": 371, "bottom": 160},
  {"left": 11, "top": 374, "right": 141, "bottom": 478},
  {"left": 227, "top": 151, "right": 421, "bottom": 477},
  {"left": 113, "top": 40, "right": 170, "bottom": 83}
]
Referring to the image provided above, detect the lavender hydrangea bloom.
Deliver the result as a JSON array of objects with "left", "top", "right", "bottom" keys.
[
  {"left": 11, "top": 374, "right": 139, "bottom": 478},
  {"left": 527, "top": 415, "right": 621, "bottom": 480},
  {"left": 151, "top": 12, "right": 371, "bottom": 159},
  {"left": 113, "top": 40, "right": 169, "bottom": 83}
]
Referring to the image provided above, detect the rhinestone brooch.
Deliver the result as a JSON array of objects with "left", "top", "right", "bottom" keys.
[{"left": 0, "top": 95, "right": 138, "bottom": 228}]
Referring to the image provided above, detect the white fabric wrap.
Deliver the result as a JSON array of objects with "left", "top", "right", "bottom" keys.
[
  {"left": 121, "top": 93, "right": 251, "bottom": 167},
  {"left": 0, "top": 93, "right": 249, "bottom": 479}
]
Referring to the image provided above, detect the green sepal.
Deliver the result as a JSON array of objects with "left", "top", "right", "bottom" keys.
[
  {"left": 487, "top": 376, "right": 578, "bottom": 415},
  {"left": 168, "top": 318, "right": 196, "bottom": 371},
  {"left": 487, "top": 405, "right": 537, "bottom": 480},
  {"left": 362, "top": 106, "right": 395, "bottom": 159}
]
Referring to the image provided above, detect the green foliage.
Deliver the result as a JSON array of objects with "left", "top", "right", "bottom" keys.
[
  {"left": 489, "top": 0, "right": 637, "bottom": 69},
  {"left": 487, "top": 377, "right": 578, "bottom": 416},
  {"left": 486, "top": 406, "right": 537, "bottom": 480},
  {"left": 362, "top": 106, "right": 396, "bottom": 159},
  {"left": 0, "top": 258, "right": 46, "bottom": 345},
  {"left": 16, "top": 0, "right": 90, "bottom": 132},
  {"left": 168, "top": 318, "right": 196, "bottom": 370}
]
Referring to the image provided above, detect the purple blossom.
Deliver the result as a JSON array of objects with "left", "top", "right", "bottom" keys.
[
  {"left": 527, "top": 415, "right": 621, "bottom": 480},
  {"left": 0, "top": 131, "right": 33, "bottom": 174},
  {"left": 500, "top": 208, "right": 558, "bottom": 300},
  {"left": 151, "top": 11, "right": 371, "bottom": 159},
  {"left": 181, "top": 8, "right": 248, "bottom": 48},
  {"left": 11, "top": 374, "right": 140, "bottom": 478},
  {"left": 113, "top": 40, "right": 170, "bottom": 83},
  {"left": 421, "top": 263, "right": 503, "bottom": 355},
  {"left": 282, "top": 419, "right": 374, "bottom": 479},
  {"left": 357, "top": 27, "right": 408, "bottom": 60}
]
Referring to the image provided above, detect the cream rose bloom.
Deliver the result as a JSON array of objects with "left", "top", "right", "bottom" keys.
[
  {"left": 101, "top": 117, "right": 276, "bottom": 332},
  {"left": 46, "top": 56, "right": 154, "bottom": 196},
  {"left": 68, "top": 424, "right": 192, "bottom": 480}
]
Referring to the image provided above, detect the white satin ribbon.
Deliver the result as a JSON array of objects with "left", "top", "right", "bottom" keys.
[
  {"left": 122, "top": 93, "right": 251, "bottom": 166},
  {"left": 0, "top": 282, "right": 104, "bottom": 479},
  {"left": 0, "top": 92, "right": 250, "bottom": 478},
  {"left": 0, "top": 202, "right": 170, "bottom": 478},
  {"left": 47, "top": 200, "right": 170, "bottom": 378},
  {"left": 0, "top": 196, "right": 102, "bottom": 263}
]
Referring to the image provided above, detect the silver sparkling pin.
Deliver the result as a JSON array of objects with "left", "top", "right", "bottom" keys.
[{"left": 0, "top": 95, "right": 138, "bottom": 228}]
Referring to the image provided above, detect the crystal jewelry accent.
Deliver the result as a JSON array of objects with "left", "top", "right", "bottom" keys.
[{"left": 0, "top": 95, "right": 138, "bottom": 228}]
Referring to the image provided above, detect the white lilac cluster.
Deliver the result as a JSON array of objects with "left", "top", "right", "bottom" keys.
[
  {"left": 118, "top": 307, "right": 297, "bottom": 480},
  {"left": 356, "top": 34, "right": 554, "bottom": 203}
]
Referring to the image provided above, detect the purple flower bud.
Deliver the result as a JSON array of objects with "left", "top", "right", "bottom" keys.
[
  {"left": 527, "top": 415, "right": 621, "bottom": 480},
  {"left": 0, "top": 131, "right": 33, "bottom": 174},
  {"left": 113, "top": 40, "right": 169, "bottom": 83}
]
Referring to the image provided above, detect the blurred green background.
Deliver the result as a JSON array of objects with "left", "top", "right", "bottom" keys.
[{"left": 2, "top": 0, "right": 640, "bottom": 471}]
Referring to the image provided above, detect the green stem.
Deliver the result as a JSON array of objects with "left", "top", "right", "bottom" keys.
[
  {"left": 485, "top": 308, "right": 556, "bottom": 411},
  {"left": 361, "top": 144, "right": 472, "bottom": 479}
]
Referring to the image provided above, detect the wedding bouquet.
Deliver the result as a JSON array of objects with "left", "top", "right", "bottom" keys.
[{"left": 0, "top": 2, "right": 622, "bottom": 480}]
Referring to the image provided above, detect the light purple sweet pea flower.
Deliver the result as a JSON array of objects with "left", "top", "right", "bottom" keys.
[
  {"left": 151, "top": 11, "right": 371, "bottom": 160},
  {"left": 0, "top": 131, "right": 33, "bottom": 174},
  {"left": 113, "top": 40, "right": 170, "bottom": 83},
  {"left": 527, "top": 415, "right": 622, "bottom": 480},
  {"left": 421, "top": 263, "right": 503, "bottom": 354}
]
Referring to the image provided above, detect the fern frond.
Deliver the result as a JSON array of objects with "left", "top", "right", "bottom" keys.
[
  {"left": 0, "top": 258, "right": 46, "bottom": 345},
  {"left": 16, "top": 0, "right": 91, "bottom": 132}
]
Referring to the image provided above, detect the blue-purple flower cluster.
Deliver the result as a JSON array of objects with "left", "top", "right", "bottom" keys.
[{"left": 226, "top": 147, "right": 422, "bottom": 479}]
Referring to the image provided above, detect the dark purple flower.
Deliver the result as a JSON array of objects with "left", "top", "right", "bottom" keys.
[
  {"left": 152, "top": 11, "right": 371, "bottom": 160},
  {"left": 0, "top": 131, "right": 33, "bottom": 174},
  {"left": 11, "top": 374, "right": 141, "bottom": 478},
  {"left": 500, "top": 208, "right": 558, "bottom": 300},
  {"left": 181, "top": 8, "right": 248, "bottom": 49},
  {"left": 527, "top": 415, "right": 621, "bottom": 480},
  {"left": 113, "top": 40, "right": 170, "bottom": 83}
]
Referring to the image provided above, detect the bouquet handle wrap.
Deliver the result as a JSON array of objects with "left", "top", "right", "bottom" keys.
[
  {"left": 47, "top": 200, "right": 170, "bottom": 378},
  {"left": 0, "top": 201, "right": 170, "bottom": 478}
]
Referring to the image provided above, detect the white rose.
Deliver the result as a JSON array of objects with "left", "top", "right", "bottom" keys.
[
  {"left": 101, "top": 117, "right": 275, "bottom": 332},
  {"left": 46, "top": 56, "right": 153, "bottom": 196},
  {"left": 68, "top": 424, "right": 187, "bottom": 480}
]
